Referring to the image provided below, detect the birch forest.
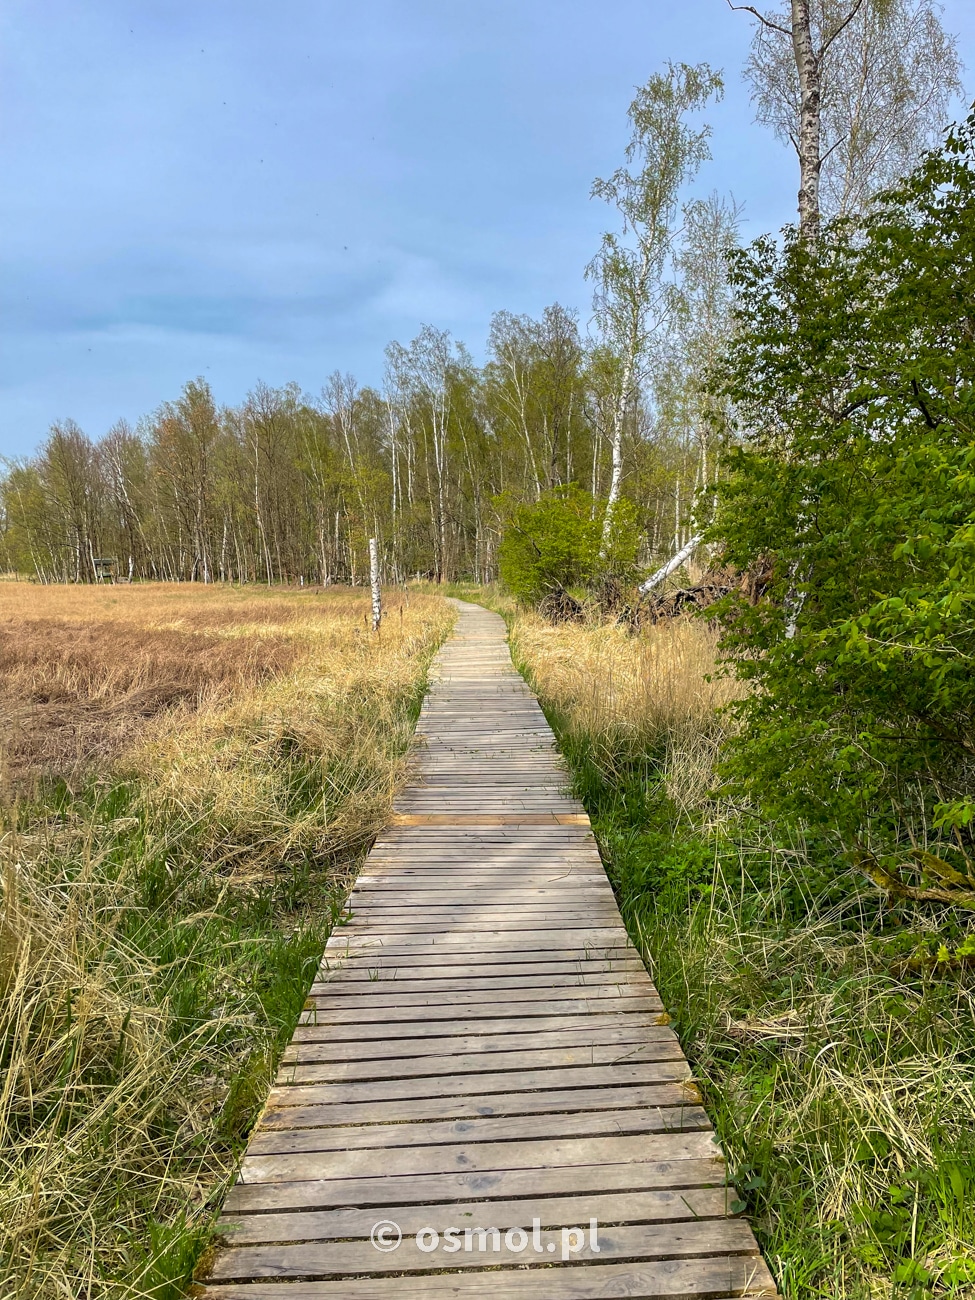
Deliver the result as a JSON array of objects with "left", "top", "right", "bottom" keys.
[{"left": 0, "top": 307, "right": 722, "bottom": 587}]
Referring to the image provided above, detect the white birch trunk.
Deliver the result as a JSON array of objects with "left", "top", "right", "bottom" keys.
[
  {"left": 791, "top": 0, "right": 822, "bottom": 241},
  {"left": 369, "top": 537, "right": 382, "bottom": 632},
  {"left": 638, "top": 532, "right": 703, "bottom": 596}
]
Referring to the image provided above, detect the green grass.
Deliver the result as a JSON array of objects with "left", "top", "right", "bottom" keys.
[
  {"left": 1, "top": 775, "right": 344, "bottom": 1297},
  {"left": 0, "top": 623, "right": 444, "bottom": 1297},
  {"left": 502, "top": 624, "right": 975, "bottom": 1300}
]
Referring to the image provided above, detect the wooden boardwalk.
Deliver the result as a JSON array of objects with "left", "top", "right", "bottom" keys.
[{"left": 202, "top": 600, "right": 777, "bottom": 1298}]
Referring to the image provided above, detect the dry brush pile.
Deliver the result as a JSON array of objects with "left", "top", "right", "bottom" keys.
[{"left": 0, "top": 582, "right": 453, "bottom": 1298}]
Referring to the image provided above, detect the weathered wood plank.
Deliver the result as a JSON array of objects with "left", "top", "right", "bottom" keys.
[
  {"left": 316, "top": 952, "right": 639, "bottom": 975},
  {"left": 278, "top": 1042, "right": 686, "bottom": 1083},
  {"left": 217, "top": 1184, "right": 735, "bottom": 1245},
  {"left": 247, "top": 1107, "right": 711, "bottom": 1157},
  {"left": 292, "top": 1012, "right": 671, "bottom": 1041},
  {"left": 314, "top": 960, "right": 643, "bottom": 983},
  {"left": 266, "top": 1062, "right": 693, "bottom": 1107},
  {"left": 287, "top": 1023, "right": 673, "bottom": 1056},
  {"left": 257, "top": 1081, "right": 703, "bottom": 1128},
  {"left": 300, "top": 997, "right": 663, "bottom": 1023},
  {"left": 223, "top": 1155, "right": 730, "bottom": 1214},
  {"left": 202, "top": 1258, "right": 777, "bottom": 1297},
  {"left": 208, "top": 1218, "right": 760, "bottom": 1281},
  {"left": 238, "top": 1129, "right": 719, "bottom": 1186},
  {"left": 201, "top": 599, "right": 775, "bottom": 1300},
  {"left": 323, "top": 928, "right": 635, "bottom": 951},
  {"left": 309, "top": 974, "right": 655, "bottom": 996}
]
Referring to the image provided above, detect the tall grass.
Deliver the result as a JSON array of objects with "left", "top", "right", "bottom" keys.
[
  {"left": 506, "top": 601, "right": 975, "bottom": 1300},
  {"left": 508, "top": 611, "right": 741, "bottom": 814},
  {"left": 0, "top": 584, "right": 453, "bottom": 1298}
]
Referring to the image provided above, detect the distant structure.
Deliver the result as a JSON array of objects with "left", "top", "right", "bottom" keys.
[{"left": 91, "top": 557, "right": 119, "bottom": 583}]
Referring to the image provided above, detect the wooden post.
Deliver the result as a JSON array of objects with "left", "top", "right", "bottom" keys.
[{"left": 369, "top": 538, "right": 381, "bottom": 632}]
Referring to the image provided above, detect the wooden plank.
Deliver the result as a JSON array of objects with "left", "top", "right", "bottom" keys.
[
  {"left": 202, "top": 1259, "right": 777, "bottom": 1298},
  {"left": 247, "top": 1107, "right": 711, "bottom": 1156},
  {"left": 343, "top": 900, "right": 619, "bottom": 914},
  {"left": 287, "top": 1022, "right": 674, "bottom": 1056},
  {"left": 223, "top": 1155, "right": 730, "bottom": 1214},
  {"left": 292, "top": 1012, "right": 671, "bottom": 1041},
  {"left": 390, "top": 814, "right": 591, "bottom": 826},
  {"left": 201, "top": 598, "right": 775, "bottom": 1300},
  {"left": 318, "top": 951, "right": 634, "bottom": 969},
  {"left": 335, "top": 910, "right": 623, "bottom": 928},
  {"left": 208, "top": 1218, "right": 760, "bottom": 1281},
  {"left": 301, "top": 996, "right": 663, "bottom": 1021},
  {"left": 323, "top": 928, "right": 634, "bottom": 951},
  {"left": 309, "top": 974, "right": 654, "bottom": 995},
  {"left": 302, "top": 998, "right": 660, "bottom": 1021},
  {"left": 265, "top": 1062, "right": 693, "bottom": 1107},
  {"left": 257, "top": 1082, "right": 704, "bottom": 1129},
  {"left": 316, "top": 950, "right": 637, "bottom": 972},
  {"left": 349, "top": 885, "right": 613, "bottom": 897},
  {"left": 217, "top": 1184, "right": 736, "bottom": 1245},
  {"left": 280, "top": 1029, "right": 681, "bottom": 1071},
  {"left": 238, "top": 1130, "right": 719, "bottom": 1186},
  {"left": 277, "top": 1044, "right": 687, "bottom": 1086}
]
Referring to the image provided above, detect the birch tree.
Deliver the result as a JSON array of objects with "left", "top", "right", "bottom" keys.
[
  {"left": 733, "top": 0, "right": 962, "bottom": 235},
  {"left": 587, "top": 61, "right": 723, "bottom": 551}
]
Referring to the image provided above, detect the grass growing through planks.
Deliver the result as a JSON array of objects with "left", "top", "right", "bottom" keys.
[
  {"left": 0, "top": 583, "right": 453, "bottom": 1298},
  {"left": 499, "top": 598, "right": 975, "bottom": 1300}
]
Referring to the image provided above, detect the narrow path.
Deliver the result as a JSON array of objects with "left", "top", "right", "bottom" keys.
[{"left": 202, "top": 600, "right": 777, "bottom": 1298}]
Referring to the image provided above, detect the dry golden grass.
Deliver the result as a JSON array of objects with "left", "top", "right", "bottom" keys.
[
  {"left": 0, "top": 582, "right": 454, "bottom": 1297},
  {"left": 0, "top": 584, "right": 438, "bottom": 793},
  {"left": 508, "top": 610, "right": 743, "bottom": 811}
]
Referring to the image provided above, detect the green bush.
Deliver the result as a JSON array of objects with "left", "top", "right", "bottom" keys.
[
  {"left": 497, "top": 485, "right": 639, "bottom": 605},
  {"left": 710, "top": 111, "right": 975, "bottom": 903}
]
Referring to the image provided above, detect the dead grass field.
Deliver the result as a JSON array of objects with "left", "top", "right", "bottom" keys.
[
  {"left": 0, "top": 584, "right": 422, "bottom": 791},
  {"left": 0, "top": 581, "right": 453, "bottom": 1298},
  {"left": 508, "top": 608, "right": 744, "bottom": 813}
]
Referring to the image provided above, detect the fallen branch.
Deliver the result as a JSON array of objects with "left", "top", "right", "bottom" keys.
[{"left": 857, "top": 852, "right": 975, "bottom": 911}]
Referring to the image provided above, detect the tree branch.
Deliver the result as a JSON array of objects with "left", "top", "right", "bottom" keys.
[
  {"left": 820, "top": 133, "right": 848, "bottom": 164},
  {"left": 857, "top": 852, "right": 975, "bottom": 911},
  {"left": 819, "top": 0, "right": 867, "bottom": 57},
  {"left": 726, "top": 1, "right": 790, "bottom": 35},
  {"left": 833, "top": 394, "right": 873, "bottom": 421},
  {"left": 911, "top": 378, "right": 942, "bottom": 429}
]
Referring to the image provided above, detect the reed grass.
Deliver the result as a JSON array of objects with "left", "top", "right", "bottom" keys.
[{"left": 0, "top": 583, "right": 453, "bottom": 1298}]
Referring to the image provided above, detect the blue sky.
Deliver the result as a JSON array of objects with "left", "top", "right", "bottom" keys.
[{"left": 1, "top": 0, "right": 972, "bottom": 459}]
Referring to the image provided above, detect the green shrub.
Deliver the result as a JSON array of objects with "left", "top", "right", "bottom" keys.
[
  {"left": 710, "top": 111, "right": 975, "bottom": 904},
  {"left": 497, "top": 485, "right": 639, "bottom": 605}
]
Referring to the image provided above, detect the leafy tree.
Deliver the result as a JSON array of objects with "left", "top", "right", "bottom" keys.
[
  {"left": 497, "top": 485, "right": 639, "bottom": 606},
  {"left": 735, "top": 0, "right": 962, "bottom": 236},
  {"left": 587, "top": 62, "right": 723, "bottom": 548},
  {"left": 710, "top": 111, "right": 975, "bottom": 905}
]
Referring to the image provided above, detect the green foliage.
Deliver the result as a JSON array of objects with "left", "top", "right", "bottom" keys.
[
  {"left": 497, "top": 485, "right": 639, "bottom": 604},
  {"left": 526, "top": 668, "right": 975, "bottom": 1300},
  {"left": 710, "top": 111, "right": 975, "bottom": 888}
]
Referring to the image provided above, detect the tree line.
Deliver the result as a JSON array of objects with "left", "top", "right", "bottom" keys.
[
  {"left": 0, "top": 0, "right": 961, "bottom": 588},
  {"left": 0, "top": 304, "right": 721, "bottom": 586}
]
